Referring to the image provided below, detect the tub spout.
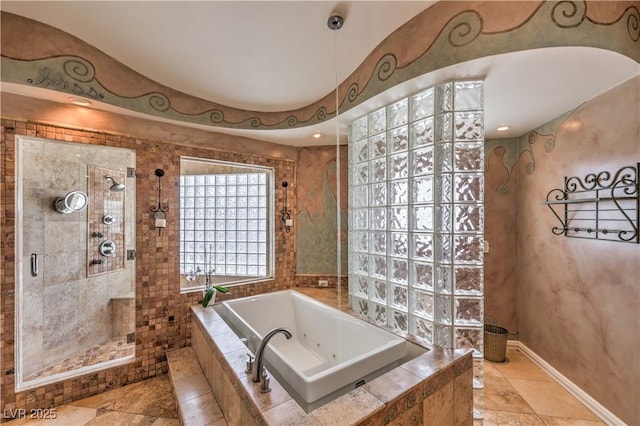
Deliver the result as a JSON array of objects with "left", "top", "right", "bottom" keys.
[{"left": 252, "top": 327, "right": 293, "bottom": 384}]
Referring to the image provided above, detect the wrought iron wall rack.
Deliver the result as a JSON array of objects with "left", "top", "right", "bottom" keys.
[{"left": 543, "top": 164, "right": 639, "bottom": 243}]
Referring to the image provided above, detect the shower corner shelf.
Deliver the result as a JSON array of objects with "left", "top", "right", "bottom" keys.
[{"left": 543, "top": 163, "right": 639, "bottom": 243}]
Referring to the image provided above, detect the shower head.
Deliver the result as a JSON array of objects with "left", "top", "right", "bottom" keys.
[{"left": 105, "top": 175, "right": 125, "bottom": 192}]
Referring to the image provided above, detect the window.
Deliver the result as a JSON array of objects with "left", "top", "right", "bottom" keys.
[{"left": 180, "top": 157, "right": 274, "bottom": 291}]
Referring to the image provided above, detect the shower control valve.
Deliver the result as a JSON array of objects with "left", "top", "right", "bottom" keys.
[{"left": 99, "top": 240, "right": 116, "bottom": 257}]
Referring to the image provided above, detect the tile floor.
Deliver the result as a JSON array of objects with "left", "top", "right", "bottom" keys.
[
  {"left": 8, "top": 348, "right": 604, "bottom": 426},
  {"left": 483, "top": 347, "right": 604, "bottom": 425},
  {"left": 7, "top": 288, "right": 605, "bottom": 425},
  {"left": 6, "top": 376, "right": 179, "bottom": 426}
]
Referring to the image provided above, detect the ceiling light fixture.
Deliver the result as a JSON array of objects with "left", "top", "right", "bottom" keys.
[
  {"left": 497, "top": 126, "right": 510, "bottom": 132},
  {"left": 69, "top": 97, "right": 91, "bottom": 107},
  {"left": 312, "top": 132, "right": 322, "bottom": 139}
]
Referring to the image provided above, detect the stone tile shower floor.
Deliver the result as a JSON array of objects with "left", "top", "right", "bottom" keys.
[
  {"left": 8, "top": 288, "right": 605, "bottom": 425},
  {"left": 23, "top": 337, "right": 134, "bottom": 382}
]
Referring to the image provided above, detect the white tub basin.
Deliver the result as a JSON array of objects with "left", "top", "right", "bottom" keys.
[{"left": 217, "top": 290, "right": 408, "bottom": 404}]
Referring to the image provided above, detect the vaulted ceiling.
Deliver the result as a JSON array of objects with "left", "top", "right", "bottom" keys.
[{"left": 1, "top": 1, "right": 638, "bottom": 146}]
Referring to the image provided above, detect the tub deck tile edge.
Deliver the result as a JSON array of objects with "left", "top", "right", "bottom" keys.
[{"left": 190, "top": 304, "right": 473, "bottom": 426}]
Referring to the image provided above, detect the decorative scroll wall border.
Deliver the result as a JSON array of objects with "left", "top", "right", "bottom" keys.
[
  {"left": 485, "top": 110, "right": 572, "bottom": 197},
  {"left": 1, "top": 1, "right": 639, "bottom": 132}
]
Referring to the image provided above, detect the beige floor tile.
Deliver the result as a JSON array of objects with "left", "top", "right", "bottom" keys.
[
  {"left": 483, "top": 409, "right": 546, "bottom": 425},
  {"left": 85, "top": 411, "right": 156, "bottom": 425},
  {"left": 492, "top": 349, "right": 554, "bottom": 382},
  {"left": 508, "top": 379, "right": 600, "bottom": 421},
  {"left": 539, "top": 415, "right": 606, "bottom": 425},
  {"left": 150, "top": 417, "right": 181, "bottom": 426},
  {"left": 70, "top": 386, "right": 128, "bottom": 410},
  {"left": 484, "top": 362, "right": 505, "bottom": 378},
  {"left": 111, "top": 377, "right": 177, "bottom": 419},
  {"left": 263, "top": 399, "right": 322, "bottom": 425},
  {"left": 52, "top": 405, "right": 99, "bottom": 425},
  {"left": 483, "top": 369, "right": 535, "bottom": 413},
  {"left": 167, "top": 348, "right": 205, "bottom": 380},
  {"left": 173, "top": 374, "right": 212, "bottom": 403},
  {"left": 179, "top": 393, "right": 225, "bottom": 426},
  {"left": 71, "top": 376, "right": 178, "bottom": 419},
  {"left": 4, "top": 405, "right": 97, "bottom": 425}
]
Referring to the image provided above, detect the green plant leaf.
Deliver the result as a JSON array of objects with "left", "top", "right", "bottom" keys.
[
  {"left": 202, "top": 287, "right": 215, "bottom": 308},
  {"left": 213, "top": 285, "right": 229, "bottom": 293}
]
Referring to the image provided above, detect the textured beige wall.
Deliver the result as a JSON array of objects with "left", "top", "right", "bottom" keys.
[
  {"left": 484, "top": 76, "right": 640, "bottom": 424},
  {"left": 516, "top": 76, "right": 639, "bottom": 425},
  {"left": 295, "top": 146, "right": 348, "bottom": 275},
  {"left": 484, "top": 139, "right": 519, "bottom": 334}
]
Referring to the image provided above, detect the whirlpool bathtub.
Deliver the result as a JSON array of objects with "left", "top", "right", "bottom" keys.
[{"left": 215, "top": 290, "right": 420, "bottom": 407}]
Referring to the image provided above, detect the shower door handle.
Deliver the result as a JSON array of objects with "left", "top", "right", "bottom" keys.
[{"left": 30, "top": 253, "right": 38, "bottom": 277}]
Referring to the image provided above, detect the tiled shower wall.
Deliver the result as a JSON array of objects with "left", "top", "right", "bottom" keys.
[
  {"left": 0, "top": 119, "right": 296, "bottom": 414},
  {"left": 17, "top": 137, "right": 136, "bottom": 380}
]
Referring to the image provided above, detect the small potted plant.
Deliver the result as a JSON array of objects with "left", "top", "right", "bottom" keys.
[
  {"left": 202, "top": 280, "right": 229, "bottom": 308},
  {"left": 186, "top": 244, "right": 230, "bottom": 307}
]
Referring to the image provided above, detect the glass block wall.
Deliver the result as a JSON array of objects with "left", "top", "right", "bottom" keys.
[
  {"left": 348, "top": 80, "right": 484, "bottom": 418},
  {"left": 180, "top": 173, "right": 269, "bottom": 277}
]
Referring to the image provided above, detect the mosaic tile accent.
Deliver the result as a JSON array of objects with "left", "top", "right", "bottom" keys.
[
  {"left": 24, "top": 337, "right": 134, "bottom": 382},
  {"left": 87, "top": 166, "right": 126, "bottom": 276},
  {"left": 0, "top": 119, "right": 296, "bottom": 413}
]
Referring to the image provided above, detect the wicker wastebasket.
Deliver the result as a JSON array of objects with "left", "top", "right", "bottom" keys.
[{"left": 484, "top": 324, "right": 508, "bottom": 362}]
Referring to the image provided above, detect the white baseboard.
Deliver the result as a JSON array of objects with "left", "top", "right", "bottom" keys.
[{"left": 506, "top": 340, "right": 626, "bottom": 426}]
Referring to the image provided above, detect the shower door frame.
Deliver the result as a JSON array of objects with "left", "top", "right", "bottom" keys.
[{"left": 14, "top": 135, "right": 137, "bottom": 391}]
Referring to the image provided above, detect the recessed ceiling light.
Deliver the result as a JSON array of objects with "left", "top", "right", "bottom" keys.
[
  {"left": 312, "top": 133, "right": 322, "bottom": 139},
  {"left": 496, "top": 126, "right": 510, "bottom": 132},
  {"left": 69, "top": 97, "right": 91, "bottom": 107}
]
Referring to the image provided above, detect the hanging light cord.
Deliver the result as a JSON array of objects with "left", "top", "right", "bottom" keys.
[{"left": 332, "top": 17, "right": 342, "bottom": 308}]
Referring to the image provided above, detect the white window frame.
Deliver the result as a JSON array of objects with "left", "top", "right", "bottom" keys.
[{"left": 179, "top": 157, "right": 275, "bottom": 293}]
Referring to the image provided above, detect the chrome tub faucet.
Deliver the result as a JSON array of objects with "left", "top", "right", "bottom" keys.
[{"left": 250, "top": 327, "right": 293, "bottom": 393}]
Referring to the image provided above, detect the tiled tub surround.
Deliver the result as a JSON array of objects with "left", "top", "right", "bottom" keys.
[
  {"left": 191, "top": 304, "right": 473, "bottom": 425},
  {"left": 217, "top": 290, "right": 412, "bottom": 408}
]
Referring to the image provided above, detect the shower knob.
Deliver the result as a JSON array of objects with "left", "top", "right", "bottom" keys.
[{"left": 99, "top": 240, "right": 116, "bottom": 257}]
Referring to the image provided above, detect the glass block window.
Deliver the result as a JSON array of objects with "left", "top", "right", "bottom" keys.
[
  {"left": 348, "top": 80, "right": 484, "bottom": 419},
  {"left": 179, "top": 158, "right": 273, "bottom": 289}
]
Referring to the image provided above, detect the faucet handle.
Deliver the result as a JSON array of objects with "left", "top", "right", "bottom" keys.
[
  {"left": 259, "top": 368, "right": 271, "bottom": 393},
  {"left": 245, "top": 353, "right": 254, "bottom": 374}
]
